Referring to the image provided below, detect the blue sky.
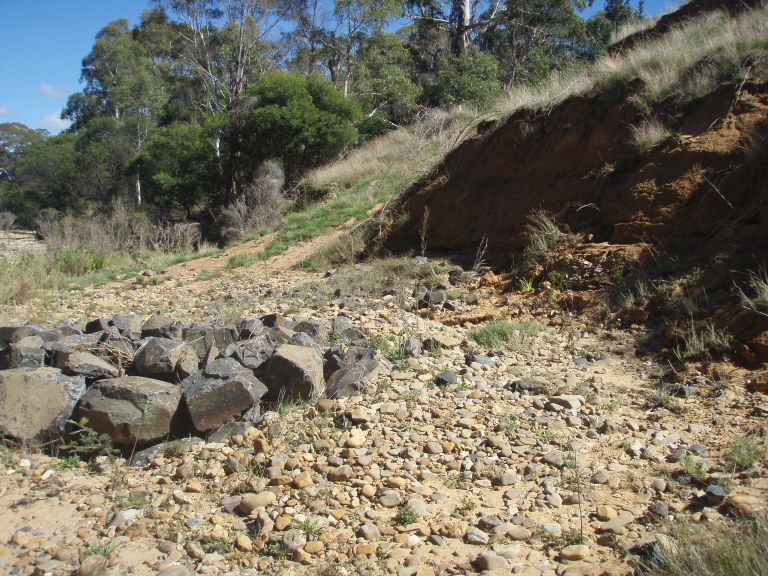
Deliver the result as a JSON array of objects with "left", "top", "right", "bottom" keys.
[{"left": 0, "top": 0, "right": 678, "bottom": 134}]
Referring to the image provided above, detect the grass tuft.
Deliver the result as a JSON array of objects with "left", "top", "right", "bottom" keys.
[
  {"left": 470, "top": 318, "right": 543, "bottom": 349},
  {"left": 636, "top": 515, "right": 768, "bottom": 576}
]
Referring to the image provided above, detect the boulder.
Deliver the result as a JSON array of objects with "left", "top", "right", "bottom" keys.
[
  {"left": 134, "top": 337, "right": 199, "bottom": 382},
  {"left": 290, "top": 317, "right": 328, "bottom": 344},
  {"left": 3, "top": 344, "right": 46, "bottom": 369},
  {"left": 326, "top": 358, "right": 383, "bottom": 398},
  {"left": 183, "top": 323, "right": 237, "bottom": 360},
  {"left": 0, "top": 368, "right": 86, "bottom": 444},
  {"left": 63, "top": 351, "right": 120, "bottom": 380},
  {"left": 332, "top": 316, "right": 368, "bottom": 345},
  {"left": 223, "top": 335, "right": 275, "bottom": 373},
  {"left": 182, "top": 358, "right": 268, "bottom": 433},
  {"left": 77, "top": 376, "right": 182, "bottom": 445},
  {"left": 0, "top": 322, "right": 59, "bottom": 345},
  {"left": 111, "top": 314, "right": 143, "bottom": 340},
  {"left": 141, "top": 313, "right": 182, "bottom": 339},
  {"left": 238, "top": 316, "right": 265, "bottom": 339},
  {"left": 264, "top": 344, "right": 324, "bottom": 401}
]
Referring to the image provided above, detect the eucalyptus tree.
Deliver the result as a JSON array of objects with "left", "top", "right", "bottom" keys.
[
  {"left": 63, "top": 18, "right": 168, "bottom": 204},
  {"left": 479, "top": 0, "right": 594, "bottom": 87}
]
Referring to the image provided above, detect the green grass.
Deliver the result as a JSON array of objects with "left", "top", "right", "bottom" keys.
[
  {"left": 260, "top": 175, "right": 403, "bottom": 260},
  {"left": 636, "top": 515, "right": 768, "bottom": 576},
  {"left": 470, "top": 318, "right": 543, "bottom": 349},
  {"left": 227, "top": 253, "right": 257, "bottom": 269},
  {"left": 292, "top": 518, "right": 326, "bottom": 536}
]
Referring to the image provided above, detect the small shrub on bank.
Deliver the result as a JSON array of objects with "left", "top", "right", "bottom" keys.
[
  {"left": 631, "top": 117, "right": 672, "bottom": 154},
  {"left": 636, "top": 515, "right": 768, "bottom": 576}
]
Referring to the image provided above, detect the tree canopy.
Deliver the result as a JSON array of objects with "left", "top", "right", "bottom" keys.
[{"left": 1, "top": 0, "right": 647, "bottom": 236}]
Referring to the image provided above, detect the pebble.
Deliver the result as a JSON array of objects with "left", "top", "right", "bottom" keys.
[{"left": 465, "top": 527, "right": 489, "bottom": 545}]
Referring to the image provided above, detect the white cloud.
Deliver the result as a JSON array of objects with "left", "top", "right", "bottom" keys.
[
  {"left": 0, "top": 105, "right": 8, "bottom": 116},
  {"left": 40, "top": 112, "right": 71, "bottom": 132},
  {"left": 39, "top": 83, "right": 69, "bottom": 98}
]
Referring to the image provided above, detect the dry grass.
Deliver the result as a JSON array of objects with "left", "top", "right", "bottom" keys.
[
  {"left": 307, "top": 107, "right": 477, "bottom": 191},
  {"left": 594, "top": 5, "right": 768, "bottom": 102},
  {"left": 610, "top": 16, "right": 659, "bottom": 45},
  {"left": 631, "top": 117, "right": 673, "bottom": 154},
  {"left": 492, "top": 4, "right": 768, "bottom": 121}
]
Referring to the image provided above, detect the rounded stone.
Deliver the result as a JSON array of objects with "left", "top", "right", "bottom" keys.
[
  {"left": 560, "top": 544, "right": 590, "bottom": 560},
  {"left": 474, "top": 552, "right": 508, "bottom": 571},
  {"left": 239, "top": 491, "right": 277, "bottom": 514}
]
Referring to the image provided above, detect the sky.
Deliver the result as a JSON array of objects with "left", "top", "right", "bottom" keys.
[{"left": 0, "top": 0, "right": 679, "bottom": 134}]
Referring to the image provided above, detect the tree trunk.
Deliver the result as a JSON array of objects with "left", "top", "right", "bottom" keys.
[
  {"left": 135, "top": 168, "right": 142, "bottom": 205},
  {"left": 451, "top": 0, "right": 471, "bottom": 56}
]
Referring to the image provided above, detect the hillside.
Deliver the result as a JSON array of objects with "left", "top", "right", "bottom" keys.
[{"left": 376, "top": 0, "right": 768, "bottom": 363}]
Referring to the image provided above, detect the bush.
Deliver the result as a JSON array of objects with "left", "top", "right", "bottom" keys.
[
  {"left": 241, "top": 73, "right": 360, "bottom": 186},
  {"left": 429, "top": 52, "right": 502, "bottom": 109},
  {"left": 218, "top": 161, "right": 287, "bottom": 244},
  {"left": 0, "top": 211, "right": 15, "bottom": 231}
]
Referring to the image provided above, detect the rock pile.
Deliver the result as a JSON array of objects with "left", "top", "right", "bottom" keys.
[{"left": 0, "top": 313, "right": 386, "bottom": 450}]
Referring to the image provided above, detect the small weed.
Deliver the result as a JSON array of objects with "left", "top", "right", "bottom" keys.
[
  {"left": 334, "top": 414, "right": 353, "bottom": 432},
  {"left": 195, "top": 269, "right": 221, "bottom": 282},
  {"left": 263, "top": 542, "right": 291, "bottom": 560},
  {"left": 245, "top": 460, "right": 267, "bottom": 477},
  {"left": 542, "top": 527, "right": 583, "bottom": 548},
  {"left": 457, "top": 494, "right": 476, "bottom": 512},
  {"left": 737, "top": 267, "right": 768, "bottom": 317},
  {"left": 400, "top": 390, "right": 420, "bottom": 404},
  {"left": 724, "top": 435, "right": 767, "bottom": 471},
  {"left": 679, "top": 456, "right": 708, "bottom": 483},
  {"left": 630, "top": 117, "right": 672, "bottom": 155},
  {"left": 59, "top": 417, "right": 118, "bottom": 460},
  {"left": 636, "top": 514, "right": 768, "bottom": 576},
  {"left": 498, "top": 413, "right": 519, "bottom": 435},
  {"left": 394, "top": 504, "right": 419, "bottom": 527},
  {"left": 535, "top": 429, "right": 558, "bottom": 444},
  {"left": 85, "top": 539, "right": 121, "bottom": 559},
  {"left": 163, "top": 440, "right": 184, "bottom": 459},
  {"left": 369, "top": 334, "right": 409, "bottom": 363},
  {"left": 518, "top": 277, "right": 534, "bottom": 293},
  {"left": 598, "top": 162, "right": 616, "bottom": 176},
  {"left": 292, "top": 518, "right": 326, "bottom": 536},
  {"left": 198, "top": 535, "right": 234, "bottom": 554},
  {"left": 522, "top": 210, "right": 564, "bottom": 269},
  {"left": 649, "top": 389, "right": 684, "bottom": 414},
  {"left": 54, "top": 455, "right": 81, "bottom": 470},
  {"left": 447, "top": 472, "right": 469, "bottom": 489}
]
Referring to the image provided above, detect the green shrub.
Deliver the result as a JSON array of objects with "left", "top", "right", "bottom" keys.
[
  {"left": 724, "top": 435, "right": 767, "bottom": 471},
  {"left": 54, "top": 247, "right": 107, "bottom": 275},
  {"left": 242, "top": 72, "right": 360, "bottom": 185}
]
